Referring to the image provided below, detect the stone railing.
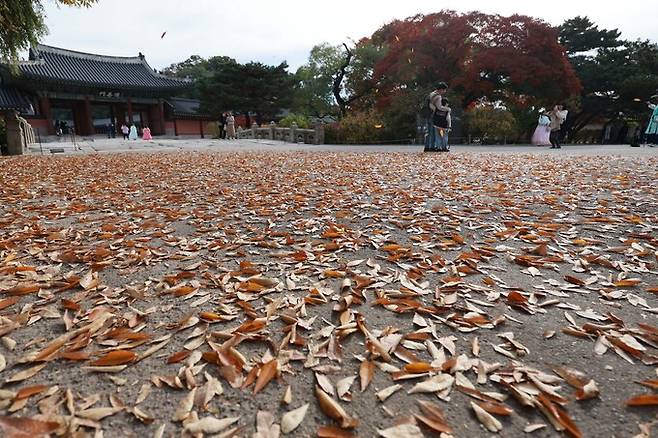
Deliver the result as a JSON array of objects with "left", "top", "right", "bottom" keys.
[
  {"left": 3, "top": 111, "right": 35, "bottom": 155},
  {"left": 237, "top": 122, "right": 325, "bottom": 144}
]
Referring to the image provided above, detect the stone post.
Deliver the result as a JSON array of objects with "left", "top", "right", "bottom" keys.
[
  {"left": 290, "top": 122, "right": 297, "bottom": 143},
  {"left": 5, "top": 111, "right": 26, "bottom": 155},
  {"left": 314, "top": 123, "right": 325, "bottom": 145},
  {"left": 269, "top": 122, "right": 276, "bottom": 140},
  {"left": 251, "top": 122, "right": 257, "bottom": 139}
]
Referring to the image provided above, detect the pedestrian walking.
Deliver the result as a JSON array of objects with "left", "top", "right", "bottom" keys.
[
  {"left": 129, "top": 123, "right": 138, "bottom": 140},
  {"left": 422, "top": 82, "right": 449, "bottom": 152},
  {"left": 142, "top": 126, "right": 153, "bottom": 140},
  {"left": 531, "top": 110, "right": 551, "bottom": 146},
  {"left": 121, "top": 123, "right": 129, "bottom": 140},
  {"left": 226, "top": 113, "right": 236, "bottom": 140},
  {"left": 432, "top": 98, "right": 452, "bottom": 152},
  {"left": 644, "top": 95, "right": 658, "bottom": 146},
  {"left": 548, "top": 105, "right": 568, "bottom": 149}
]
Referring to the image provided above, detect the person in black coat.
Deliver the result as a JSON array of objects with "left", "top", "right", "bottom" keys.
[{"left": 218, "top": 113, "right": 226, "bottom": 139}]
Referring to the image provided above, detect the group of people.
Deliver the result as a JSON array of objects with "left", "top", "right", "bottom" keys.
[
  {"left": 422, "top": 80, "right": 658, "bottom": 150},
  {"left": 531, "top": 105, "right": 569, "bottom": 148},
  {"left": 217, "top": 112, "right": 237, "bottom": 140},
  {"left": 119, "top": 123, "right": 152, "bottom": 141},
  {"left": 423, "top": 82, "right": 452, "bottom": 152}
]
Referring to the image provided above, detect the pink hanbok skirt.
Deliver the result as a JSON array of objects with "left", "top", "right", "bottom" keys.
[
  {"left": 142, "top": 129, "right": 153, "bottom": 140},
  {"left": 531, "top": 125, "right": 551, "bottom": 146}
]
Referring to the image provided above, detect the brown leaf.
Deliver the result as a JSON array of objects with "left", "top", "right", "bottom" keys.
[
  {"left": 166, "top": 351, "right": 192, "bottom": 364},
  {"left": 235, "top": 318, "right": 267, "bottom": 333},
  {"left": 403, "top": 362, "right": 433, "bottom": 374},
  {"left": 315, "top": 386, "right": 358, "bottom": 429},
  {"left": 89, "top": 350, "right": 137, "bottom": 366},
  {"left": 613, "top": 279, "right": 641, "bottom": 287},
  {"left": 14, "top": 385, "right": 49, "bottom": 400},
  {"left": 475, "top": 400, "right": 514, "bottom": 416},
  {"left": 564, "top": 275, "right": 585, "bottom": 286},
  {"left": 317, "top": 426, "right": 356, "bottom": 437},
  {"left": 254, "top": 359, "right": 278, "bottom": 395},
  {"left": 4, "top": 284, "right": 41, "bottom": 296},
  {"left": 0, "top": 416, "right": 59, "bottom": 438},
  {"left": 627, "top": 394, "right": 658, "bottom": 406},
  {"left": 0, "top": 297, "right": 19, "bottom": 311},
  {"left": 359, "top": 360, "right": 375, "bottom": 392},
  {"left": 637, "top": 379, "right": 658, "bottom": 390}
]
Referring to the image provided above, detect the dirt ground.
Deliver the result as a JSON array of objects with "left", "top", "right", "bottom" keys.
[{"left": 0, "top": 149, "right": 657, "bottom": 437}]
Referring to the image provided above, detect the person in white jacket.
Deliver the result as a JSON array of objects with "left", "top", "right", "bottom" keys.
[{"left": 547, "top": 105, "right": 568, "bottom": 149}]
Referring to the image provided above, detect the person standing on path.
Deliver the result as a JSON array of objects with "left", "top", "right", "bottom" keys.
[
  {"left": 548, "top": 105, "right": 568, "bottom": 149},
  {"left": 531, "top": 110, "right": 551, "bottom": 146},
  {"left": 644, "top": 95, "right": 658, "bottom": 146},
  {"left": 226, "top": 113, "right": 236, "bottom": 140},
  {"left": 218, "top": 113, "right": 226, "bottom": 139},
  {"left": 129, "top": 124, "right": 138, "bottom": 141},
  {"left": 121, "top": 123, "right": 129, "bottom": 140},
  {"left": 142, "top": 126, "right": 153, "bottom": 141},
  {"left": 432, "top": 98, "right": 452, "bottom": 152},
  {"left": 423, "top": 82, "right": 449, "bottom": 152}
]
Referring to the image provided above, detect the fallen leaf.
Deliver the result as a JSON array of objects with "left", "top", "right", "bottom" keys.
[
  {"left": 89, "top": 350, "right": 137, "bottom": 367},
  {"left": 378, "top": 423, "right": 424, "bottom": 438},
  {"left": 0, "top": 416, "right": 59, "bottom": 437},
  {"left": 254, "top": 359, "right": 278, "bottom": 394},
  {"left": 281, "top": 403, "right": 309, "bottom": 434},
  {"left": 184, "top": 416, "right": 240, "bottom": 434},
  {"left": 471, "top": 401, "right": 503, "bottom": 433},
  {"left": 315, "top": 386, "right": 358, "bottom": 429},
  {"left": 359, "top": 360, "right": 375, "bottom": 392}
]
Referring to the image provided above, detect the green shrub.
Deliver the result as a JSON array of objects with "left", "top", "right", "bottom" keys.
[
  {"left": 463, "top": 106, "right": 520, "bottom": 144},
  {"left": 324, "top": 110, "right": 384, "bottom": 144},
  {"left": 278, "top": 114, "right": 311, "bottom": 129}
]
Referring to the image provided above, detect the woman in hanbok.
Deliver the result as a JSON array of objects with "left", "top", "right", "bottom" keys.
[
  {"left": 226, "top": 113, "right": 236, "bottom": 140},
  {"left": 645, "top": 95, "right": 658, "bottom": 146},
  {"left": 142, "top": 126, "right": 153, "bottom": 140},
  {"left": 129, "top": 124, "right": 138, "bottom": 140},
  {"left": 531, "top": 110, "right": 551, "bottom": 146}
]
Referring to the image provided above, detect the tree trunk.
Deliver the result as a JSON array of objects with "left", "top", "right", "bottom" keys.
[{"left": 333, "top": 44, "right": 353, "bottom": 118}]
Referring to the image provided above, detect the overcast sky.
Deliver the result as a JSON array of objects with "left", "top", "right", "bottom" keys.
[{"left": 40, "top": 0, "right": 657, "bottom": 71}]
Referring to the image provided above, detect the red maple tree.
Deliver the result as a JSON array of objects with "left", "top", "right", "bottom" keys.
[{"left": 359, "top": 10, "right": 581, "bottom": 110}]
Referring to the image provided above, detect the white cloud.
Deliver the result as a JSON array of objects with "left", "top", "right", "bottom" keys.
[{"left": 41, "top": 0, "right": 658, "bottom": 71}]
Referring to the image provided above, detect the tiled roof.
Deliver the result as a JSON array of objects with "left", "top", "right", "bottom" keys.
[
  {"left": 0, "top": 85, "right": 31, "bottom": 111},
  {"left": 167, "top": 98, "right": 210, "bottom": 119},
  {"left": 17, "top": 45, "right": 189, "bottom": 91}
]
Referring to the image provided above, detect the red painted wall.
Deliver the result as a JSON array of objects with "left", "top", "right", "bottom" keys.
[
  {"left": 25, "top": 118, "right": 50, "bottom": 133},
  {"left": 172, "top": 119, "right": 212, "bottom": 136}
]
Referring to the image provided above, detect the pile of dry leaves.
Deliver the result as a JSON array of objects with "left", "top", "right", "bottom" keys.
[{"left": 0, "top": 151, "right": 656, "bottom": 437}]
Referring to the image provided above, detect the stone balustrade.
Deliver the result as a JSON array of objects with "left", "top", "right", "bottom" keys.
[{"left": 237, "top": 122, "right": 325, "bottom": 144}]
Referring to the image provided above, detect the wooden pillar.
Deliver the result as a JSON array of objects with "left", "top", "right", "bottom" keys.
[
  {"left": 39, "top": 95, "right": 54, "bottom": 135},
  {"left": 199, "top": 119, "right": 204, "bottom": 138},
  {"left": 174, "top": 119, "right": 178, "bottom": 136},
  {"left": 157, "top": 100, "right": 165, "bottom": 136},
  {"left": 83, "top": 96, "right": 94, "bottom": 136},
  {"left": 127, "top": 98, "right": 133, "bottom": 124}
]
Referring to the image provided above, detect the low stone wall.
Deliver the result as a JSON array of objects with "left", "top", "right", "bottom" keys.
[{"left": 237, "top": 122, "right": 324, "bottom": 144}]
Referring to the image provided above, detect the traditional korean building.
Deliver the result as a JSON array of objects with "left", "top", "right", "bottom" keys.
[{"left": 0, "top": 44, "right": 213, "bottom": 138}]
